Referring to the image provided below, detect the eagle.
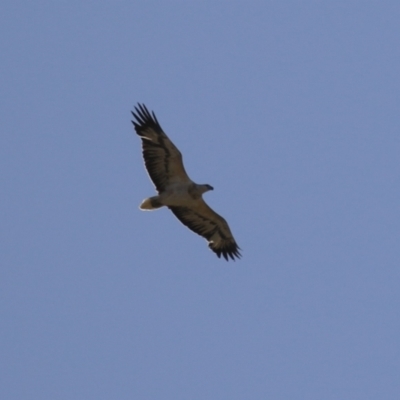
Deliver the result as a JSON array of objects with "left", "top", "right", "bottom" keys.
[{"left": 131, "top": 103, "right": 241, "bottom": 261}]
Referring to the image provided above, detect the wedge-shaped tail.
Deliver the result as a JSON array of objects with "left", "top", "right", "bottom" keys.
[{"left": 140, "top": 196, "right": 163, "bottom": 210}]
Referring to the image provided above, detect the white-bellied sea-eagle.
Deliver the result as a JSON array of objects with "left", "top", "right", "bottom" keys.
[{"left": 131, "top": 103, "right": 241, "bottom": 261}]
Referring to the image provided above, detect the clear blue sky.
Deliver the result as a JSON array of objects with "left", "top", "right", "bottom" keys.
[{"left": 1, "top": 2, "right": 399, "bottom": 399}]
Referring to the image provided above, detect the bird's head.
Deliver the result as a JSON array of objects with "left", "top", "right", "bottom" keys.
[{"left": 198, "top": 184, "right": 214, "bottom": 194}]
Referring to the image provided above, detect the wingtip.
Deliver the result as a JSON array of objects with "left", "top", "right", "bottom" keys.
[
  {"left": 211, "top": 243, "right": 241, "bottom": 261},
  {"left": 131, "top": 103, "right": 162, "bottom": 134}
]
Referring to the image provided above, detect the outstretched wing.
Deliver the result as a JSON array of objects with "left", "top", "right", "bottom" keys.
[
  {"left": 131, "top": 103, "right": 191, "bottom": 192},
  {"left": 169, "top": 200, "right": 241, "bottom": 261}
]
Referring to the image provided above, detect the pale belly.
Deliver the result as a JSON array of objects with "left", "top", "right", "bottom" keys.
[{"left": 160, "top": 184, "right": 196, "bottom": 207}]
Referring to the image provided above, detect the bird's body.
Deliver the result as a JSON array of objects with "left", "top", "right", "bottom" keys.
[
  {"left": 140, "top": 182, "right": 211, "bottom": 209},
  {"left": 131, "top": 104, "right": 241, "bottom": 261}
]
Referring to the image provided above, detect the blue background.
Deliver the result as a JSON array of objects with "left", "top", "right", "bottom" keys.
[{"left": 1, "top": 2, "right": 399, "bottom": 399}]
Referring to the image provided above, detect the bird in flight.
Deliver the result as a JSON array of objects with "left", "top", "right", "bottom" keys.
[{"left": 131, "top": 104, "right": 241, "bottom": 261}]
